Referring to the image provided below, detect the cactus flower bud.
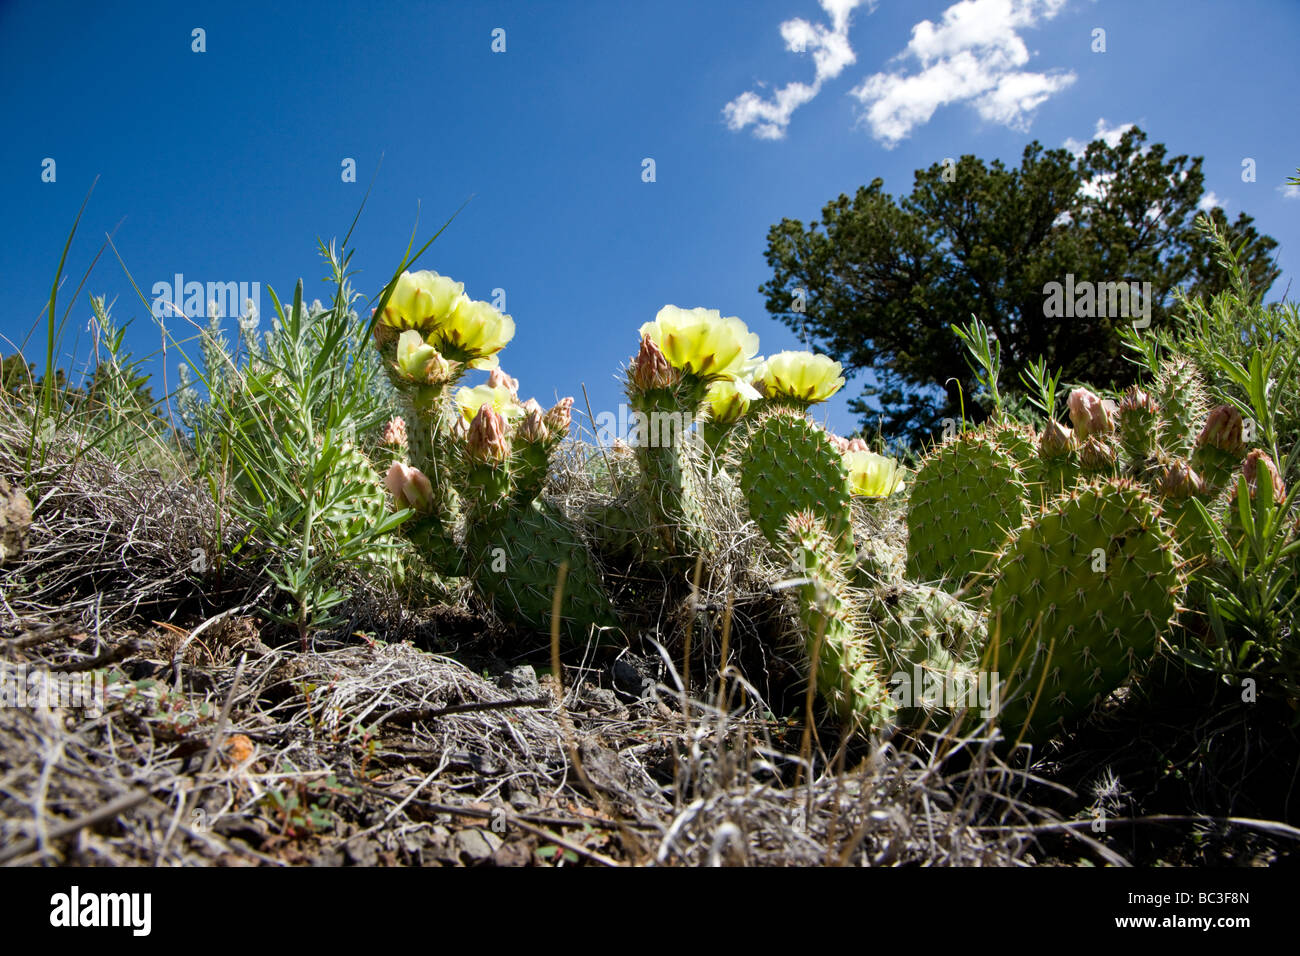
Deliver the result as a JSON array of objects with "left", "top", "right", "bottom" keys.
[
  {"left": 629, "top": 334, "right": 676, "bottom": 391},
  {"left": 382, "top": 416, "right": 408, "bottom": 447},
  {"left": 517, "top": 405, "right": 549, "bottom": 444},
  {"left": 1156, "top": 459, "right": 1206, "bottom": 499},
  {"left": 543, "top": 397, "right": 574, "bottom": 437},
  {"left": 487, "top": 368, "right": 520, "bottom": 399},
  {"left": 384, "top": 461, "right": 434, "bottom": 511},
  {"left": 1039, "top": 419, "right": 1075, "bottom": 459},
  {"left": 1196, "top": 404, "right": 1246, "bottom": 455},
  {"left": 1068, "top": 387, "right": 1113, "bottom": 438},
  {"left": 467, "top": 404, "right": 510, "bottom": 463},
  {"left": 1242, "top": 450, "right": 1285, "bottom": 502},
  {"left": 1079, "top": 436, "right": 1117, "bottom": 473},
  {"left": 827, "top": 433, "right": 869, "bottom": 454}
]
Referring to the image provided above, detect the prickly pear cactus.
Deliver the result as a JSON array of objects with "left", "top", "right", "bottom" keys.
[
  {"left": 466, "top": 499, "right": 621, "bottom": 643},
  {"left": 987, "top": 478, "right": 1181, "bottom": 742},
  {"left": 1116, "top": 386, "right": 1161, "bottom": 476},
  {"left": 1154, "top": 357, "right": 1209, "bottom": 457},
  {"left": 740, "top": 410, "right": 853, "bottom": 559},
  {"left": 865, "top": 582, "right": 985, "bottom": 724},
  {"left": 906, "top": 431, "right": 1029, "bottom": 586},
  {"left": 784, "top": 513, "right": 894, "bottom": 733},
  {"left": 985, "top": 419, "right": 1039, "bottom": 473}
]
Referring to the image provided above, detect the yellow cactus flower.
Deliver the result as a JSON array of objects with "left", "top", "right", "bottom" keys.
[
  {"left": 704, "top": 378, "right": 751, "bottom": 425},
  {"left": 395, "top": 330, "right": 454, "bottom": 383},
  {"left": 753, "top": 351, "right": 845, "bottom": 404},
  {"left": 432, "top": 297, "right": 515, "bottom": 369},
  {"left": 454, "top": 383, "right": 523, "bottom": 423},
  {"left": 844, "top": 449, "right": 906, "bottom": 497},
  {"left": 381, "top": 270, "right": 465, "bottom": 332},
  {"left": 638, "top": 305, "right": 760, "bottom": 383}
]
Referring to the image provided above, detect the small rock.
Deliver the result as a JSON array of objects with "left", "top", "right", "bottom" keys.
[
  {"left": 454, "top": 828, "right": 503, "bottom": 864},
  {"left": 611, "top": 655, "right": 655, "bottom": 700},
  {"left": 492, "top": 840, "right": 535, "bottom": 867},
  {"left": 499, "top": 664, "right": 540, "bottom": 696},
  {"left": 344, "top": 837, "right": 379, "bottom": 867},
  {"left": 311, "top": 847, "right": 345, "bottom": 867}
]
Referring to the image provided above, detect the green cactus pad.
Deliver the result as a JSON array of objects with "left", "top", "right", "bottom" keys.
[
  {"left": 627, "top": 388, "right": 714, "bottom": 560},
  {"left": 1117, "top": 386, "right": 1161, "bottom": 476},
  {"left": 784, "top": 514, "right": 894, "bottom": 734},
  {"left": 1154, "top": 357, "right": 1209, "bottom": 457},
  {"left": 984, "top": 419, "right": 1039, "bottom": 471},
  {"left": 866, "top": 583, "right": 986, "bottom": 724},
  {"left": 466, "top": 499, "right": 622, "bottom": 645},
  {"left": 905, "top": 431, "right": 1029, "bottom": 586},
  {"left": 740, "top": 410, "right": 853, "bottom": 558},
  {"left": 987, "top": 478, "right": 1181, "bottom": 742}
]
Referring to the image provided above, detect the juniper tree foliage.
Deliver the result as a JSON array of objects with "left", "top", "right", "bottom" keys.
[{"left": 760, "top": 127, "right": 1279, "bottom": 445}]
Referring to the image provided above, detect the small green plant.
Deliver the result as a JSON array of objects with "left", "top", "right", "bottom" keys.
[
  {"left": 175, "top": 241, "right": 406, "bottom": 648},
  {"left": 1187, "top": 463, "right": 1300, "bottom": 699},
  {"left": 952, "top": 315, "right": 1004, "bottom": 420}
]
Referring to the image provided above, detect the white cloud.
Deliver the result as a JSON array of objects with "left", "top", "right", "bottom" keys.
[
  {"left": 1279, "top": 182, "right": 1300, "bottom": 200},
  {"left": 1064, "top": 118, "right": 1135, "bottom": 157},
  {"left": 850, "top": 0, "right": 1074, "bottom": 147},
  {"left": 724, "top": 0, "right": 876, "bottom": 140},
  {"left": 1062, "top": 119, "right": 1140, "bottom": 209},
  {"left": 1198, "top": 191, "right": 1225, "bottom": 212}
]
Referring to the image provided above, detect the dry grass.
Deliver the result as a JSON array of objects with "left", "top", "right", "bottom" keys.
[{"left": 2, "top": 416, "right": 1294, "bottom": 866}]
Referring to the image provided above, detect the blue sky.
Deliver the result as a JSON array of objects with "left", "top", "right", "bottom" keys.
[{"left": 2, "top": 0, "right": 1297, "bottom": 439}]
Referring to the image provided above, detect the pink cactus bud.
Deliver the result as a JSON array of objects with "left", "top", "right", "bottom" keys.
[
  {"left": 382, "top": 416, "right": 408, "bottom": 447},
  {"left": 1196, "top": 404, "right": 1246, "bottom": 455},
  {"left": 517, "top": 405, "right": 549, "bottom": 444},
  {"left": 384, "top": 461, "right": 433, "bottom": 511},
  {"left": 1242, "top": 449, "right": 1285, "bottom": 501},
  {"left": 629, "top": 334, "right": 676, "bottom": 391},
  {"left": 467, "top": 405, "right": 510, "bottom": 462},
  {"left": 1156, "top": 459, "right": 1205, "bottom": 499},
  {"left": 1120, "top": 386, "right": 1158, "bottom": 416},
  {"left": 487, "top": 368, "right": 520, "bottom": 399},
  {"left": 1068, "top": 387, "right": 1112, "bottom": 438},
  {"left": 1039, "top": 419, "right": 1075, "bottom": 459},
  {"left": 544, "top": 397, "right": 573, "bottom": 437},
  {"left": 845, "top": 437, "right": 869, "bottom": 453},
  {"left": 1101, "top": 399, "right": 1119, "bottom": 429}
]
